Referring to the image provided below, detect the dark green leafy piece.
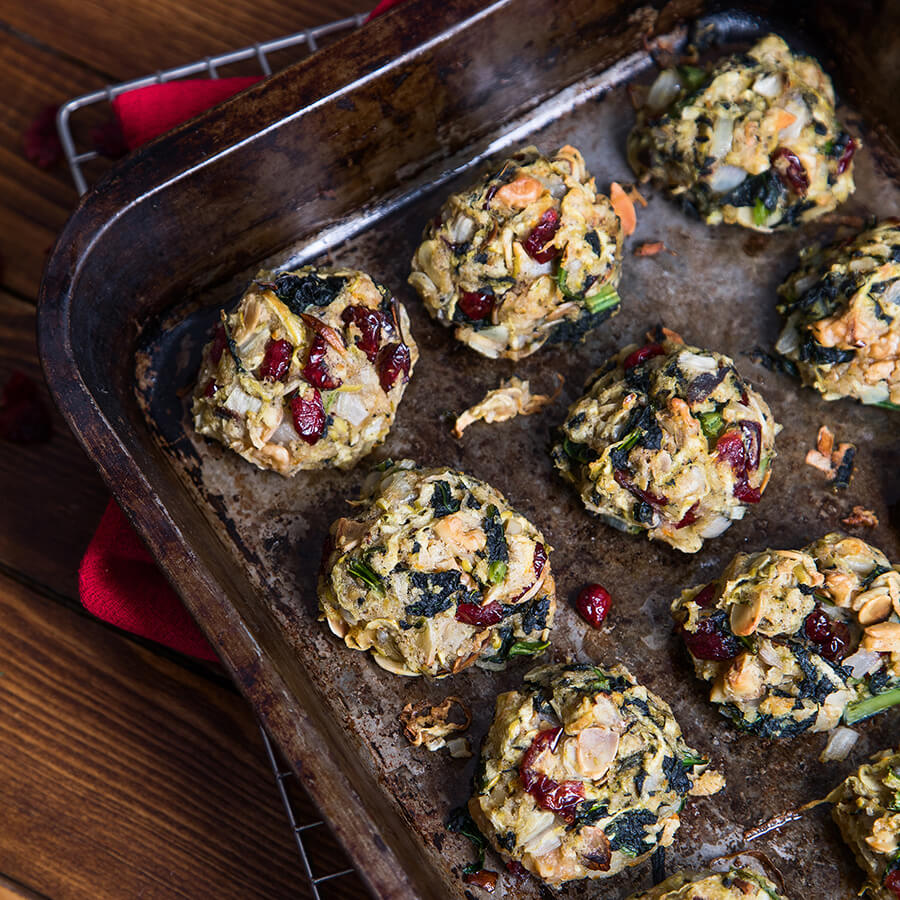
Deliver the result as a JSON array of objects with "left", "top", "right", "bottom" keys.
[
  {"left": 430, "top": 480, "right": 461, "bottom": 518},
  {"left": 483, "top": 505, "right": 508, "bottom": 564},
  {"left": 270, "top": 271, "right": 345, "bottom": 315},
  {"left": 604, "top": 809, "right": 657, "bottom": 856},
  {"left": 662, "top": 756, "right": 692, "bottom": 795},
  {"left": 507, "top": 640, "right": 549, "bottom": 658},
  {"left": 405, "top": 570, "right": 470, "bottom": 618},
  {"left": 446, "top": 807, "right": 487, "bottom": 874},
  {"left": 347, "top": 559, "right": 384, "bottom": 595},
  {"left": 698, "top": 409, "right": 724, "bottom": 440},
  {"left": 573, "top": 800, "right": 609, "bottom": 828}
]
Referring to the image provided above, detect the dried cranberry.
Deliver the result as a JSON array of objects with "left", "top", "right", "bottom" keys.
[
  {"left": 302, "top": 334, "right": 342, "bottom": 390},
  {"left": 732, "top": 478, "right": 762, "bottom": 504},
  {"left": 771, "top": 147, "right": 809, "bottom": 195},
  {"left": 376, "top": 342, "right": 411, "bottom": 391},
  {"left": 462, "top": 870, "right": 497, "bottom": 893},
  {"left": 290, "top": 390, "right": 326, "bottom": 444},
  {"left": 576, "top": 584, "right": 611, "bottom": 629},
  {"left": 716, "top": 429, "right": 746, "bottom": 472},
  {"left": 884, "top": 870, "right": 900, "bottom": 899},
  {"left": 505, "top": 861, "right": 527, "bottom": 877},
  {"left": 521, "top": 208, "right": 561, "bottom": 263},
  {"left": 210, "top": 324, "right": 227, "bottom": 365},
  {"left": 675, "top": 502, "right": 699, "bottom": 529},
  {"left": 804, "top": 607, "right": 832, "bottom": 643},
  {"left": 614, "top": 469, "right": 668, "bottom": 508},
  {"left": 837, "top": 137, "right": 856, "bottom": 175},
  {"left": 23, "top": 105, "right": 62, "bottom": 169},
  {"left": 623, "top": 343, "right": 664, "bottom": 370},
  {"left": 716, "top": 428, "right": 762, "bottom": 503},
  {"left": 259, "top": 338, "right": 293, "bottom": 382},
  {"left": 458, "top": 290, "right": 494, "bottom": 321},
  {"left": 533, "top": 542, "right": 547, "bottom": 577},
  {"left": 681, "top": 617, "right": 739, "bottom": 661},
  {"left": 455, "top": 600, "right": 503, "bottom": 627},
  {"left": 203, "top": 380, "right": 217, "bottom": 398},
  {"left": 693, "top": 583, "right": 718, "bottom": 608},
  {"left": 0, "top": 371, "right": 53, "bottom": 444},
  {"left": 519, "top": 728, "right": 585, "bottom": 823},
  {"left": 341, "top": 306, "right": 384, "bottom": 362},
  {"left": 821, "top": 622, "right": 850, "bottom": 662}
]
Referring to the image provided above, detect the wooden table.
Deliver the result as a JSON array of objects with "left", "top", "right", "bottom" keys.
[{"left": 0, "top": 1, "right": 373, "bottom": 896}]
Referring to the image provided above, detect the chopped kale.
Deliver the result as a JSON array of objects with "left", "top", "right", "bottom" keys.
[
  {"left": 625, "top": 696, "right": 650, "bottom": 717},
  {"left": 722, "top": 169, "right": 785, "bottom": 212},
  {"left": 430, "top": 480, "right": 461, "bottom": 517},
  {"left": 634, "top": 501, "right": 654, "bottom": 524},
  {"left": 270, "top": 271, "right": 345, "bottom": 314},
  {"left": 662, "top": 756, "right": 692, "bottom": 795},
  {"left": 544, "top": 305, "right": 618, "bottom": 345},
  {"left": 507, "top": 640, "right": 549, "bottom": 658},
  {"left": 574, "top": 800, "right": 609, "bottom": 828},
  {"left": 620, "top": 404, "right": 662, "bottom": 450},
  {"left": 465, "top": 493, "right": 482, "bottom": 510},
  {"left": 745, "top": 347, "right": 799, "bottom": 378},
  {"left": 483, "top": 505, "right": 508, "bottom": 564},
  {"left": 585, "top": 230, "right": 603, "bottom": 255},
  {"left": 687, "top": 369, "right": 727, "bottom": 404},
  {"left": 605, "top": 809, "right": 658, "bottom": 856},
  {"left": 520, "top": 594, "right": 552, "bottom": 634},
  {"left": 405, "top": 571, "right": 471, "bottom": 617},
  {"left": 722, "top": 704, "right": 816, "bottom": 738},
  {"left": 446, "top": 806, "right": 487, "bottom": 874},
  {"left": 798, "top": 335, "right": 855, "bottom": 365},
  {"left": 497, "top": 831, "right": 516, "bottom": 852},
  {"left": 559, "top": 437, "right": 598, "bottom": 464}
]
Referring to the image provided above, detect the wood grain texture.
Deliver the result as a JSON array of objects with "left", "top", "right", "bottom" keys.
[
  {"left": 0, "top": 291, "right": 108, "bottom": 598},
  {"left": 0, "top": 571, "right": 361, "bottom": 899},
  {"left": 1, "top": 0, "right": 372, "bottom": 84}
]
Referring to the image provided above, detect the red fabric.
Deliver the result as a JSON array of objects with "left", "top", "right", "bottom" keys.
[
  {"left": 81, "top": 2, "right": 407, "bottom": 660},
  {"left": 112, "top": 77, "right": 260, "bottom": 149},
  {"left": 80, "top": 501, "right": 219, "bottom": 661}
]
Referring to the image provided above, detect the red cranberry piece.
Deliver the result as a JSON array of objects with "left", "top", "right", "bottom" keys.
[
  {"left": 884, "top": 870, "right": 900, "bottom": 899},
  {"left": 210, "top": 323, "right": 227, "bottom": 365},
  {"left": 614, "top": 469, "right": 668, "bottom": 508},
  {"left": 675, "top": 502, "right": 699, "bottom": 529},
  {"left": 733, "top": 477, "right": 761, "bottom": 504},
  {"left": 623, "top": 343, "right": 664, "bottom": 370},
  {"left": 455, "top": 600, "right": 503, "bottom": 627},
  {"left": 376, "top": 342, "right": 411, "bottom": 392},
  {"left": 820, "top": 622, "right": 850, "bottom": 662},
  {"left": 533, "top": 542, "right": 547, "bottom": 577},
  {"left": 693, "top": 583, "right": 718, "bottom": 608},
  {"left": 804, "top": 607, "right": 832, "bottom": 643},
  {"left": 341, "top": 306, "right": 384, "bottom": 362},
  {"left": 521, "top": 208, "right": 561, "bottom": 263},
  {"left": 302, "top": 334, "right": 342, "bottom": 390},
  {"left": 716, "top": 429, "right": 746, "bottom": 473},
  {"left": 458, "top": 290, "right": 494, "bottom": 321},
  {"left": 462, "top": 870, "right": 498, "bottom": 893},
  {"left": 577, "top": 584, "right": 611, "bottom": 629},
  {"left": 505, "top": 861, "right": 527, "bottom": 877},
  {"left": 290, "top": 390, "right": 326, "bottom": 444},
  {"left": 837, "top": 137, "right": 856, "bottom": 175},
  {"left": 203, "top": 380, "right": 217, "bottom": 398},
  {"left": 681, "top": 617, "right": 739, "bottom": 661},
  {"left": 771, "top": 147, "right": 809, "bottom": 195},
  {"left": 519, "top": 728, "right": 585, "bottom": 823},
  {"left": 259, "top": 338, "right": 293, "bottom": 382},
  {"left": 0, "top": 371, "right": 53, "bottom": 444}
]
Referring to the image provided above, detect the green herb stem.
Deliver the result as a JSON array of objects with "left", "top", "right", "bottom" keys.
[
  {"left": 488, "top": 560, "right": 508, "bottom": 585},
  {"left": 584, "top": 283, "right": 621, "bottom": 315},
  {"left": 698, "top": 409, "right": 724, "bottom": 440},
  {"left": 347, "top": 559, "right": 384, "bottom": 595},
  {"left": 507, "top": 640, "right": 549, "bottom": 658},
  {"left": 843, "top": 686, "right": 900, "bottom": 725}
]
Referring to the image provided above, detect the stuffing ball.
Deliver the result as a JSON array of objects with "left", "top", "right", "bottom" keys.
[
  {"left": 468, "top": 663, "right": 723, "bottom": 885},
  {"left": 317, "top": 460, "right": 555, "bottom": 676},
  {"left": 408, "top": 144, "right": 624, "bottom": 359},
  {"left": 776, "top": 220, "right": 900, "bottom": 407},
  {"left": 672, "top": 533, "right": 900, "bottom": 738},
  {"left": 192, "top": 266, "right": 417, "bottom": 475},
  {"left": 628, "top": 34, "right": 857, "bottom": 231},
  {"left": 626, "top": 867, "right": 787, "bottom": 900},
  {"left": 828, "top": 747, "right": 900, "bottom": 900},
  {"left": 551, "top": 332, "right": 780, "bottom": 553}
]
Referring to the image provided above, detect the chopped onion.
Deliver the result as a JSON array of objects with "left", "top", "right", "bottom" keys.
[
  {"left": 223, "top": 386, "right": 261, "bottom": 416},
  {"left": 728, "top": 506, "right": 747, "bottom": 521},
  {"left": 753, "top": 72, "right": 783, "bottom": 98},
  {"left": 844, "top": 648, "right": 883, "bottom": 679},
  {"left": 678, "top": 351, "right": 718, "bottom": 374},
  {"left": 698, "top": 515, "right": 732, "bottom": 538},
  {"left": 447, "top": 737, "right": 472, "bottom": 759},
  {"left": 779, "top": 99, "right": 809, "bottom": 141},
  {"left": 449, "top": 215, "right": 475, "bottom": 244},
  {"left": 646, "top": 68, "right": 682, "bottom": 112},
  {"left": 775, "top": 322, "right": 800, "bottom": 356},
  {"left": 270, "top": 417, "right": 300, "bottom": 444},
  {"left": 520, "top": 815, "right": 562, "bottom": 856},
  {"left": 819, "top": 726, "right": 858, "bottom": 763},
  {"left": 332, "top": 390, "right": 370, "bottom": 427},
  {"left": 708, "top": 164, "right": 746, "bottom": 194},
  {"left": 709, "top": 116, "right": 735, "bottom": 160},
  {"left": 758, "top": 641, "right": 783, "bottom": 669},
  {"left": 858, "top": 382, "right": 891, "bottom": 405},
  {"left": 466, "top": 325, "right": 509, "bottom": 359}
]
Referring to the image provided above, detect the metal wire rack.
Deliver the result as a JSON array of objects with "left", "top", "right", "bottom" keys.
[
  {"left": 56, "top": 13, "right": 368, "bottom": 195},
  {"left": 56, "top": 16, "right": 370, "bottom": 898}
]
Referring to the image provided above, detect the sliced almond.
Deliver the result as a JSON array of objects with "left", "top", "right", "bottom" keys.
[
  {"left": 730, "top": 595, "right": 764, "bottom": 636},
  {"left": 725, "top": 653, "right": 765, "bottom": 701},
  {"left": 861, "top": 621, "right": 900, "bottom": 654},
  {"left": 856, "top": 593, "right": 893, "bottom": 626},
  {"left": 574, "top": 727, "right": 619, "bottom": 779}
]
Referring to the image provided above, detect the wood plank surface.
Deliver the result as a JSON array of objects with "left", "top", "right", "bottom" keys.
[{"left": 0, "top": 571, "right": 361, "bottom": 899}]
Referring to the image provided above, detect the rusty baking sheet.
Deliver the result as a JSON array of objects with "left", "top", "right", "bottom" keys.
[{"left": 40, "top": 1, "right": 899, "bottom": 898}]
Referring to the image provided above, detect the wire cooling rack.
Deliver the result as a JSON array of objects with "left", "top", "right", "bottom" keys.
[{"left": 56, "top": 16, "right": 370, "bottom": 898}]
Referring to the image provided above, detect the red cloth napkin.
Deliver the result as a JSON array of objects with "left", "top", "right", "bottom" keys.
[{"left": 80, "top": 2, "right": 408, "bottom": 659}]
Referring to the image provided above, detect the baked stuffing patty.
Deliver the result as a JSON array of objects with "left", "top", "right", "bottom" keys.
[
  {"left": 409, "top": 145, "right": 623, "bottom": 359},
  {"left": 626, "top": 867, "right": 787, "bottom": 899},
  {"left": 628, "top": 34, "right": 857, "bottom": 231}
]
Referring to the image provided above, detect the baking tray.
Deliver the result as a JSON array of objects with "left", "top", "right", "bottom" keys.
[{"left": 38, "top": 1, "right": 900, "bottom": 898}]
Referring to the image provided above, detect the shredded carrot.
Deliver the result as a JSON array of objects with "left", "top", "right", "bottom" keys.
[
  {"left": 634, "top": 241, "right": 668, "bottom": 256},
  {"left": 494, "top": 175, "right": 543, "bottom": 208},
  {"left": 610, "top": 182, "right": 636, "bottom": 235},
  {"left": 774, "top": 109, "right": 797, "bottom": 131}
]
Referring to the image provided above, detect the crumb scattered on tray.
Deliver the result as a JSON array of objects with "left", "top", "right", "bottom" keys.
[
  {"left": 841, "top": 505, "right": 879, "bottom": 529},
  {"left": 624, "top": 183, "right": 648, "bottom": 207},
  {"left": 805, "top": 425, "right": 856, "bottom": 488},
  {"left": 633, "top": 240, "right": 675, "bottom": 256},
  {"left": 452, "top": 375, "right": 560, "bottom": 438},
  {"left": 400, "top": 696, "right": 471, "bottom": 752}
]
